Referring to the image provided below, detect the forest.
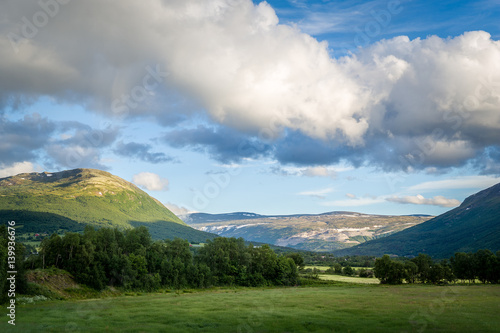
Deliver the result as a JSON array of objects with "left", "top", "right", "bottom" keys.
[
  {"left": 6, "top": 225, "right": 299, "bottom": 295},
  {"left": 374, "top": 252, "right": 500, "bottom": 284},
  {"left": 2, "top": 224, "right": 500, "bottom": 306}
]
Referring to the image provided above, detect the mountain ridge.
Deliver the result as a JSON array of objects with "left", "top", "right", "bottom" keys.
[
  {"left": 333, "top": 182, "right": 500, "bottom": 258},
  {"left": 183, "top": 210, "right": 432, "bottom": 252},
  {"left": 0, "top": 168, "right": 216, "bottom": 242}
]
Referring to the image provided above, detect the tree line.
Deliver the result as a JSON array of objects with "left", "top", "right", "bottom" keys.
[
  {"left": 374, "top": 251, "right": 500, "bottom": 284},
  {"left": 1, "top": 225, "right": 29, "bottom": 304},
  {"left": 24, "top": 226, "right": 299, "bottom": 291},
  {"left": 3, "top": 223, "right": 500, "bottom": 303}
]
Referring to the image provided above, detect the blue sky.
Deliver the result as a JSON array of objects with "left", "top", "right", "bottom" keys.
[{"left": 1, "top": 0, "right": 499, "bottom": 216}]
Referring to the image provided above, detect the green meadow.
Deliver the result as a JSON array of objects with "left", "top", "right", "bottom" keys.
[
  {"left": 317, "top": 274, "right": 379, "bottom": 284},
  {"left": 3, "top": 284, "right": 499, "bottom": 333}
]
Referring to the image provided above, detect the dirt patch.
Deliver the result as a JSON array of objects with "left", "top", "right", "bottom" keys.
[{"left": 27, "top": 269, "right": 83, "bottom": 299}]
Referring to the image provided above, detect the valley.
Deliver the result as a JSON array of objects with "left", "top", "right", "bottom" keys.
[
  {"left": 3, "top": 1, "right": 500, "bottom": 331},
  {"left": 184, "top": 211, "right": 432, "bottom": 252},
  {"left": 1, "top": 168, "right": 500, "bottom": 333}
]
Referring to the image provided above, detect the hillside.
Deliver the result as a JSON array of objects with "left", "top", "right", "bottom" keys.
[
  {"left": 334, "top": 182, "right": 500, "bottom": 258},
  {"left": 0, "top": 169, "right": 216, "bottom": 243},
  {"left": 183, "top": 211, "right": 432, "bottom": 252}
]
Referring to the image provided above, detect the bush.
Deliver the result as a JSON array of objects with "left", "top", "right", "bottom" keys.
[
  {"left": 342, "top": 265, "right": 355, "bottom": 276},
  {"left": 358, "top": 269, "right": 374, "bottom": 278},
  {"left": 304, "top": 268, "right": 320, "bottom": 280},
  {"left": 24, "top": 282, "right": 54, "bottom": 298},
  {"left": 374, "top": 255, "right": 405, "bottom": 284},
  {"left": 324, "top": 266, "right": 335, "bottom": 274}
]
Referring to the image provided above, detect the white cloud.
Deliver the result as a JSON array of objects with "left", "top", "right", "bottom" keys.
[
  {"left": 298, "top": 187, "right": 334, "bottom": 199},
  {"left": 274, "top": 165, "right": 340, "bottom": 178},
  {"left": 1, "top": 1, "right": 500, "bottom": 170},
  {"left": 0, "top": 162, "right": 38, "bottom": 178},
  {"left": 386, "top": 194, "right": 460, "bottom": 207},
  {"left": 301, "top": 166, "right": 337, "bottom": 178},
  {"left": 132, "top": 172, "right": 169, "bottom": 191},
  {"left": 408, "top": 176, "right": 500, "bottom": 192},
  {"left": 345, "top": 193, "right": 356, "bottom": 199}
]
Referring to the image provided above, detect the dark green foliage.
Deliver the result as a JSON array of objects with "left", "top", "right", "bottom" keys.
[
  {"left": 300, "top": 252, "right": 376, "bottom": 268},
  {"left": 0, "top": 225, "right": 28, "bottom": 304},
  {"left": 427, "top": 264, "right": 444, "bottom": 284},
  {"left": 473, "top": 249, "right": 499, "bottom": 284},
  {"left": 374, "top": 250, "right": 500, "bottom": 285},
  {"left": 324, "top": 266, "right": 335, "bottom": 274},
  {"left": 31, "top": 228, "right": 298, "bottom": 291},
  {"left": 403, "top": 261, "right": 418, "bottom": 283},
  {"left": 197, "top": 238, "right": 298, "bottom": 287},
  {"left": 0, "top": 210, "right": 85, "bottom": 235},
  {"left": 303, "top": 268, "right": 320, "bottom": 280},
  {"left": 411, "top": 253, "right": 433, "bottom": 283},
  {"left": 374, "top": 255, "right": 405, "bottom": 284},
  {"left": 358, "top": 268, "right": 374, "bottom": 278},
  {"left": 451, "top": 252, "right": 476, "bottom": 283},
  {"left": 440, "top": 259, "right": 456, "bottom": 283},
  {"left": 342, "top": 265, "right": 355, "bottom": 276},
  {"left": 285, "top": 252, "right": 305, "bottom": 270}
]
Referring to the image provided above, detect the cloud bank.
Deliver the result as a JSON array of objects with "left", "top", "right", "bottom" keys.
[
  {"left": 0, "top": 113, "right": 118, "bottom": 171},
  {"left": 386, "top": 194, "right": 461, "bottom": 207},
  {"left": 0, "top": 161, "right": 38, "bottom": 178},
  {"left": 1, "top": 0, "right": 499, "bottom": 172}
]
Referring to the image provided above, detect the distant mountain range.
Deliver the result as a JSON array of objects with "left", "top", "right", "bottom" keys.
[
  {"left": 334, "top": 182, "right": 500, "bottom": 258},
  {"left": 4, "top": 168, "right": 497, "bottom": 258},
  {"left": 0, "top": 168, "right": 216, "bottom": 243},
  {"left": 182, "top": 211, "right": 433, "bottom": 252}
]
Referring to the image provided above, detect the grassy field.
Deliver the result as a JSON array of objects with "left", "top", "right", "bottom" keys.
[
  {"left": 2, "top": 284, "right": 499, "bottom": 332},
  {"left": 317, "top": 274, "right": 379, "bottom": 284},
  {"left": 304, "top": 265, "right": 371, "bottom": 271}
]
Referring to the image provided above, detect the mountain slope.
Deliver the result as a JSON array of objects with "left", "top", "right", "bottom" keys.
[
  {"left": 183, "top": 211, "right": 432, "bottom": 252},
  {"left": 334, "top": 182, "right": 500, "bottom": 258},
  {"left": 0, "top": 169, "right": 216, "bottom": 242}
]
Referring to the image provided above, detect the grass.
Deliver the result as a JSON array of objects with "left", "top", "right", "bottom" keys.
[
  {"left": 317, "top": 274, "right": 379, "bottom": 284},
  {"left": 3, "top": 284, "right": 499, "bottom": 332},
  {"left": 304, "top": 265, "right": 372, "bottom": 271}
]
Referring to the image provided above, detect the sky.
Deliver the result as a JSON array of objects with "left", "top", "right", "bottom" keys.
[{"left": 1, "top": 0, "right": 500, "bottom": 217}]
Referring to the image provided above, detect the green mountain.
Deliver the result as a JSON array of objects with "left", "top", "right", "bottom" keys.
[
  {"left": 334, "top": 182, "right": 500, "bottom": 258},
  {"left": 0, "top": 168, "right": 216, "bottom": 243}
]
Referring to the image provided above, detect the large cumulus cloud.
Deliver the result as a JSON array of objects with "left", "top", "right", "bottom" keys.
[{"left": 1, "top": 0, "right": 499, "bottom": 172}]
